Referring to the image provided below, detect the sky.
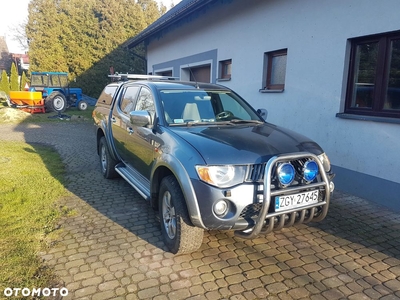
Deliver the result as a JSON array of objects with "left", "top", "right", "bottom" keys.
[{"left": 0, "top": 0, "right": 180, "bottom": 54}]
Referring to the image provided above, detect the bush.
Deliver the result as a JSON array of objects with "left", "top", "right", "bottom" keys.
[
  {"left": 0, "top": 91, "right": 9, "bottom": 106},
  {"left": 0, "top": 70, "right": 10, "bottom": 96}
]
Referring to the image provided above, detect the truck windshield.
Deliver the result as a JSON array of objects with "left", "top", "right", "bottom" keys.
[{"left": 160, "top": 89, "right": 262, "bottom": 125}]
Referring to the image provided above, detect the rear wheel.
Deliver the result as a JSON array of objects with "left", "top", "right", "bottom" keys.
[
  {"left": 99, "top": 136, "right": 118, "bottom": 179},
  {"left": 47, "top": 92, "right": 67, "bottom": 113},
  {"left": 159, "top": 175, "right": 204, "bottom": 254}
]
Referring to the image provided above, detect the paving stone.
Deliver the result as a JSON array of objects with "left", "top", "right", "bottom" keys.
[{"left": 1, "top": 122, "right": 400, "bottom": 300}]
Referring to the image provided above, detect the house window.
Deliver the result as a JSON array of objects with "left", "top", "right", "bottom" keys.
[
  {"left": 219, "top": 59, "right": 232, "bottom": 80},
  {"left": 264, "top": 49, "right": 287, "bottom": 91},
  {"left": 157, "top": 70, "right": 173, "bottom": 77},
  {"left": 188, "top": 65, "right": 211, "bottom": 83},
  {"left": 345, "top": 31, "right": 400, "bottom": 118}
]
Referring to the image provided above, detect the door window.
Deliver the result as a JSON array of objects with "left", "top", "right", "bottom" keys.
[
  {"left": 135, "top": 87, "right": 155, "bottom": 113},
  {"left": 119, "top": 86, "right": 140, "bottom": 114}
]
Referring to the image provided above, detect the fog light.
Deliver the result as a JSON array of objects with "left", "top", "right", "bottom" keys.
[
  {"left": 330, "top": 181, "right": 335, "bottom": 193},
  {"left": 303, "top": 160, "right": 319, "bottom": 182},
  {"left": 277, "top": 163, "right": 295, "bottom": 186},
  {"left": 214, "top": 200, "right": 228, "bottom": 216}
]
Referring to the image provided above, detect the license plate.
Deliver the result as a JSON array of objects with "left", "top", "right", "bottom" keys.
[{"left": 275, "top": 190, "right": 319, "bottom": 212}]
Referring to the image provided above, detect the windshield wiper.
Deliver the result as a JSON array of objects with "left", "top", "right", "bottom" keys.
[
  {"left": 169, "top": 119, "right": 264, "bottom": 127},
  {"left": 228, "top": 119, "right": 264, "bottom": 124},
  {"left": 186, "top": 121, "right": 215, "bottom": 126}
]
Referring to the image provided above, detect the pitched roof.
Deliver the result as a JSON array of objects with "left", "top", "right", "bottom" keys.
[{"left": 126, "top": 0, "right": 216, "bottom": 48}]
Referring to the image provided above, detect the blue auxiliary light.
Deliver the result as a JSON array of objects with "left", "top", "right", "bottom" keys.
[
  {"left": 277, "top": 163, "right": 295, "bottom": 185},
  {"left": 304, "top": 160, "right": 319, "bottom": 182}
]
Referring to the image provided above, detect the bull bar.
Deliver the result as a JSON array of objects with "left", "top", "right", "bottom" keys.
[{"left": 235, "top": 152, "right": 333, "bottom": 239}]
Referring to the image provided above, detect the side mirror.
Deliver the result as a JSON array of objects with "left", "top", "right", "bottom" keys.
[
  {"left": 257, "top": 108, "right": 268, "bottom": 121},
  {"left": 129, "top": 111, "right": 152, "bottom": 127}
]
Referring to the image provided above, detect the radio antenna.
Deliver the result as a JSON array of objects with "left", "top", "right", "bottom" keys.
[{"left": 188, "top": 65, "right": 199, "bottom": 89}]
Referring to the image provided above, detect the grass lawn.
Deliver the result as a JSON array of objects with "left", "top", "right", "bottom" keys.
[
  {"left": 0, "top": 102, "right": 94, "bottom": 124},
  {"left": 0, "top": 141, "right": 70, "bottom": 294}
]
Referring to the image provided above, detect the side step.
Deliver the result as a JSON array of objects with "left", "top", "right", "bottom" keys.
[{"left": 115, "top": 164, "right": 151, "bottom": 201}]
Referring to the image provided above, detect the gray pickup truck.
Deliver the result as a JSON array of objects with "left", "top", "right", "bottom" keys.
[{"left": 93, "top": 74, "right": 335, "bottom": 254}]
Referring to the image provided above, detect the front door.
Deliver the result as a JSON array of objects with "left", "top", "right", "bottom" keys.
[
  {"left": 111, "top": 85, "right": 140, "bottom": 161},
  {"left": 124, "top": 87, "right": 156, "bottom": 179}
]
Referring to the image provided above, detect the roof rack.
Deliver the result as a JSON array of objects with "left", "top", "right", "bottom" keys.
[{"left": 108, "top": 73, "right": 179, "bottom": 81}]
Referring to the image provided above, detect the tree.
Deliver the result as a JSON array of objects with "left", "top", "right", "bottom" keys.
[
  {"left": 10, "top": 63, "right": 19, "bottom": 91},
  {"left": 0, "top": 70, "right": 10, "bottom": 96},
  {"left": 26, "top": 0, "right": 164, "bottom": 97},
  {"left": 10, "top": 22, "right": 29, "bottom": 54},
  {"left": 26, "top": 0, "right": 69, "bottom": 72},
  {"left": 20, "top": 71, "right": 28, "bottom": 91}
]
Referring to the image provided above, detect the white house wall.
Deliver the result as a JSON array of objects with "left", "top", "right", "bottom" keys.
[{"left": 146, "top": 0, "right": 400, "bottom": 208}]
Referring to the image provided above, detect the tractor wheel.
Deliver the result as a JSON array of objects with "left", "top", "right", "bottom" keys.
[
  {"left": 77, "top": 100, "right": 88, "bottom": 111},
  {"left": 48, "top": 92, "right": 67, "bottom": 113}
]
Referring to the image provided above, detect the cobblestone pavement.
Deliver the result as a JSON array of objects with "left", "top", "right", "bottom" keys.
[{"left": 1, "top": 121, "right": 400, "bottom": 300}]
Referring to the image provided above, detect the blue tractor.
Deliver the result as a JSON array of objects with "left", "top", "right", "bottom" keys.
[{"left": 29, "top": 72, "right": 87, "bottom": 113}]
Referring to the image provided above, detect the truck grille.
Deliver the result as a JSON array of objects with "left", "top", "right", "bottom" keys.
[{"left": 245, "top": 163, "right": 265, "bottom": 182}]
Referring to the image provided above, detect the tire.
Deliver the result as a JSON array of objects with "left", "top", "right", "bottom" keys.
[
  {"left": 77, "top": 100, "right": 88, "bottom": 111},
  {"left": 159, "top": 175, "right": 204, "bottom": 254},
  {"left": 44, "top": 98, "right": 54, "bottom": 112},
  {"left": 47, "top": 92, "right": 67, "bottom": 113},
  {"left": 99, "top": 136, "right": 118, "bottom": 179}
]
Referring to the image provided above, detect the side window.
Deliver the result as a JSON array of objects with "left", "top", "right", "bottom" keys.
[
  {"left": 135, "top": 87, "right": 155, "bottom": 113},
  {"left": 50, "top": 75, "right": 60, "bottom": 87},
  {"left": 119, "top": 86, "right": 140, "bottom": 114},
  {"left": 98, "top": 85, "right": 118, "bottom": 106},
  {"left": 263, "top": 49, "right": 287, "bottom": 91},
  {"left": 59, "top": 76, "right": 68, "bottom": 87}
]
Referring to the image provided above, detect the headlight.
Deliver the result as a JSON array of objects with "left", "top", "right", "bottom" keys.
[
  {"left": 317, "top": 153, "right": 331, "bottom": 173},
  {"left": 195, "top": 165, "right": 246, "bottom": 188}
]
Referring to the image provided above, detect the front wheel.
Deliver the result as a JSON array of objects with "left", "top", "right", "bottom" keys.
[
  {"left": 77, "top": 100, "right": 88, "bottom": 111},
  {"left": 159, "top": 175, "right": 204, "bottom": 254}
]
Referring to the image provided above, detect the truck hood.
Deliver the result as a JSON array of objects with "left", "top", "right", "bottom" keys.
[{"left": 170, "top": 123, "right": 323, "bottom": 165}]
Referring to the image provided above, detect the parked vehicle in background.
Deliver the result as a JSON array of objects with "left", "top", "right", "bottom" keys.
[
  {"left": 29, "top": 72, "right": 87, "bottom": 112},
  {"left": 93, "top": 74, "right": 335, "bottom": 254}
]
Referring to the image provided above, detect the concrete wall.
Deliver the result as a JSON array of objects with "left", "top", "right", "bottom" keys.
[{"left": 146, "top": 0, "right": 400, "bottom": 209}]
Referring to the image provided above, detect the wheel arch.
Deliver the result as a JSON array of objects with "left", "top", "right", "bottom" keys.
[
  {"left": 151, "top": 157, "right": 206, "bottom": 229},
  {"left": 96, "top": 128, "right": 105, "bottom": 155},
  {"left": 95, "top": 122, "right": 119, "bottom": 162}
]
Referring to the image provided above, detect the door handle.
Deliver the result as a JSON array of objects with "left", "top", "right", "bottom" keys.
[
  {"left": 111, "top": 117, "right": 116, "bottom": 123},
  {"left": 127, "top": 127, "right": 134, "bottom": 135}
]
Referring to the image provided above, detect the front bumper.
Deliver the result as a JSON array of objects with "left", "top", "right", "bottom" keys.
[{"left": 192, "top": 152, "right": 334, "bottom": 237}]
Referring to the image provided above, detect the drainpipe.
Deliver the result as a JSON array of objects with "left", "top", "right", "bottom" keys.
[{"left": 130, "top": 51, "right": 148, "bottom": 74}]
